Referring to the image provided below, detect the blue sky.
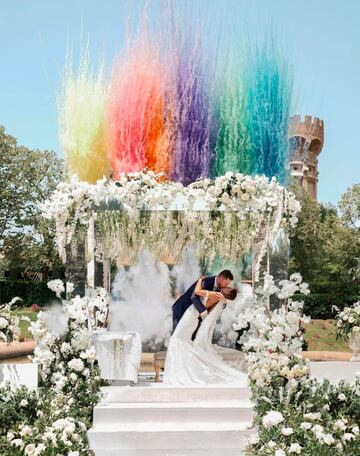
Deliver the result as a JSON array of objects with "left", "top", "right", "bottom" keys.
[{"left": 1, "top": 0, "right": 359, "bottom": 204}]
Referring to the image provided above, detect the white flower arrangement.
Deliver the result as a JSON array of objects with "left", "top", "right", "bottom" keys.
[
  {"left": 240, "top": 273, "right": 360, "bottom": 455},
  {"left": 334, "top": 302, "right": 360, "bottom": 340},
  {"left": 47, "top": 279, "right": 65, "bottom": 298},
  {"left": 40, "top": 171, "right": 300, "bottom": 275},
  {"left": 0, "top": 297, "right": 27, "bottom": 344}
]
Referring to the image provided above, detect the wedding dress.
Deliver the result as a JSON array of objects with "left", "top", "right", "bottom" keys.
[{"left": 163, "top": 298, "right": 248, "bottom": 385}]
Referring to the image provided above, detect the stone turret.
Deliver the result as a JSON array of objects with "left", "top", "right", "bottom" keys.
[{"left": 289, "top": 115, "right": 324, "bottom": 200}]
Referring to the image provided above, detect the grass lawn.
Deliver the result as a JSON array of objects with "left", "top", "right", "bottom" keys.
[
  {"left": 12, "top": 308, "right": 38, "bottom": 339},
  {"left": 10, "top": 309, "right": 351, "bottom": 352},
  {"left": 303, "top": 319, "right": 350, "bottom": 352}
]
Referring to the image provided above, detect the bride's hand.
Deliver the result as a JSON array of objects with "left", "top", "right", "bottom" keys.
[{"left": 209, "top": 291, "right": 223, "bottom": 301}]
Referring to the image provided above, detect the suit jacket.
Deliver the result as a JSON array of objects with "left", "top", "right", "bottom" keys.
[{"left": 172, "top": 276, "right": 216, "bottom": 330}]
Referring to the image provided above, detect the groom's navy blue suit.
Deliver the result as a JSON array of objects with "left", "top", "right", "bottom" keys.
[{"left": 172, "top": 276, "right": 217, "bottom": 331}]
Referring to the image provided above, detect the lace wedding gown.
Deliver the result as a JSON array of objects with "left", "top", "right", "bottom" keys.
[{"left": 163, "top": 299, "right": 247, "bottom": 385}]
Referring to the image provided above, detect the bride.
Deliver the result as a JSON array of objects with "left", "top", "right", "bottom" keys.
[{"left": 163, "top": 278, "right": 248, "bottom": 385}]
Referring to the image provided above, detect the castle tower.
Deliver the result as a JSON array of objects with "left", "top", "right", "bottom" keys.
[{"left": 289, "top": 115, "right": 324, "bottom": 200}]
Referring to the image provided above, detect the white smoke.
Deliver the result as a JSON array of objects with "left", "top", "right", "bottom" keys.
[
  {"left": 108, "top": 246, "right": 251, "bottom": 351},
  {"left": 214, "top": 283, "right": 253, "bottom": 347},
  {"left": 41, "top": 303, "right": 68, "bottom": 337},
  {"left": 109, "top": 250, "right": 172, "bottom": 350},
  {"left": 171, "top": 245, "right": 201, "bottom": 295}
]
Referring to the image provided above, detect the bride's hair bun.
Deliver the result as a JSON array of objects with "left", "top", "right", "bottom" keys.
[{"left": 224, "top": 287, "right": 238, "bottom": 301}]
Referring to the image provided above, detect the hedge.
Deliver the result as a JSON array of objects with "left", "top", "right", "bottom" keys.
[
  {"left": 307, "top": 282, "right": 360, "bottom": 296},
  {"left": 0, "top": 280, "right": 56, "bottom": 307},
  {"left": 292, "top": 293, "right": 360, "bottom": 319}
]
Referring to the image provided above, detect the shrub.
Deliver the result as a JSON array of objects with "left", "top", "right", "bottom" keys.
[
  {"left": 0, "top": 281, "right": 55, "bottom": 307},
  {"left": 293, "top": 293, "right": 360, "bottom": 319}
]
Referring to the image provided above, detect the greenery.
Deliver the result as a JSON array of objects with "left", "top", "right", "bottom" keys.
[
  {"left": 0, "top": 280, "right": 57, "bottom": 307},
  {"left": 0, "top": 381, "right": 98, "bottom": 455},
  {"left": 289, "top": 183, "right": 360, "bottom": 284},
  {"left": 289, "top": 183, "right": 360, "bottom": 321},
  {"left": 303, "top": 319, "right": 350, "bottom": 352},
  {"left": 13, "top": 309, "right": 38, "bottom": 339},
  {"left": 0, "top": 286, "right": 106, "bottom": 454},
  {"left": 248, "top": 377, "right": 360, "bottom": 455},
  {"left": 293, "top": 292, "right": 360, "bottom": 319},
  {"left": 0, "top": 125, "right": 64, "bottom": 280}
]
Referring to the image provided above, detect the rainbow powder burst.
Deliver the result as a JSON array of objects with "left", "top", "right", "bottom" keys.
[
  {"left": 59, "top": 50, "right": 109, "bottom": 183},
  {"left": 107, "top": 36, "right": 172, "bottom": 180},
  {"left": 59, "top": 8, "right": 294, "bottom": 186},
  {"left": 166, "top": 26, "right": 215, "bottom": 185},
  {"left": 244, "top": 37, "right": 293, "bottom": 185},
  {"left": 212, "top": 54, "right": 250, "bottom": 177}
]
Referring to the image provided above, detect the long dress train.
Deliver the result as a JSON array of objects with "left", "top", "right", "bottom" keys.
[{"left": 163, "top": 303, "right": 247, "bottom": 385}]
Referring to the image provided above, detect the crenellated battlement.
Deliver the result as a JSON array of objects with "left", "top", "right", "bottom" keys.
[{"left": 289, "top": 115, "right": 324, "bottom": 146}]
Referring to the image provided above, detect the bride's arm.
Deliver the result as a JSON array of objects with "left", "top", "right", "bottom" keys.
[
  {"left": 194, "top": 278, "right": 208, "bottom": 297},
  {"left": 194, "top": 278, "right": 224, "bottom": 304}
]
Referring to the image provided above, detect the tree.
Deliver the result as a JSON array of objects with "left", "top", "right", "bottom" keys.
[
  {"left": 0, "top": 125, "right": 64, "bottom": 278},
  {"left": 339, "top": 184, "right": 360, "bottom": 231},
  {"left": 289, "top": 182, "right": 360, "bottom": 284},
  {"left": 288, "top": 184, "right": 325, "bottom": 282},
  {"left": 338, "top": 184, "right": 360, "bottom": 281}
]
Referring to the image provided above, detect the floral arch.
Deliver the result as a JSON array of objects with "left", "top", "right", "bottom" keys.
[{"left": 41, "top": 170, "right": 300, "bottom": 296}]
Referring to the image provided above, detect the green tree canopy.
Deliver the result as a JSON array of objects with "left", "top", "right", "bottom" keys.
[
  {"left": 0, "top": 125, "right": 64, "bottom": 277},
  {"left": 289, "top": 182, "right": 360, "bottom": 284}
]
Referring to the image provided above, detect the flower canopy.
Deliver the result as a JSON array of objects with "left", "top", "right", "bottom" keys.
[{"left": 42, "top": 171, "right": 300, "bottom": 280}]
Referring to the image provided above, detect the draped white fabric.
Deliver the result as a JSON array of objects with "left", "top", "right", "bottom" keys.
[
  {"left": 163, "top": 304, "right": 248, "bottom": 385},
  {"left": 91, "top": 331, "right": 141, "bottom": 382}
]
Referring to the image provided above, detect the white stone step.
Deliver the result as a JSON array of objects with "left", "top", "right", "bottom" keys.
[
  {"left": 93, "top": 449, "right": 249, "bottom": 456},
  {"left": 88, "top": 422, "right": 254, "bottom": 450},
  {"left": 100, "top": 383, "right": 251, "bottom": 403},
  {"left": 93, "top": 400, "right": 254, "bottom": 424}
]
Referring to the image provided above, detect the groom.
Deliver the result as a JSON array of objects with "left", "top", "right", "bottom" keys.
[{"left": 172, "top": 270, "right": 234, "bottom": 333}]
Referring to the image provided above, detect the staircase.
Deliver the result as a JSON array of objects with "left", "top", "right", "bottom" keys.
[{"left": 88, "top": 383, "right": 255, "bottom": 456}]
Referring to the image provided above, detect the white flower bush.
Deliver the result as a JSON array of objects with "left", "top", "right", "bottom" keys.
[
  {"left": 0, "top": 297, "right": 28, "bottom": 344},
  {"left": 40, "top": 171, "right": 300, "bottom": 277},
  {"left": 335, "top": 301, "right": 360, "bottom": 340},
  {"left": 241, "top": 274, "right": 360, "bottom": 455},
  {"left": 0, "top": 281, "right": 110, "bottom": 454}
]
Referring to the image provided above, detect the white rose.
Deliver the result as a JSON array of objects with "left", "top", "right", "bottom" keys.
[
  {"left": 289, "top": 443, "right": 302, "bottom": 454},
  {"left": 342, "top": 433, "right": 355, "bottom": 441},
  {"left": 0, "top": 317, "right": 9, "bottom": 329},
  {"left": 262, "top": 411, "right": 284, "bottom": 427},
  {"left": 11, "top": 439, "right": 24, "bottom": 448},
  {"left": 349, "top": 316, "right": 355, "bottom": 324},
  {"left": 323, "top": 433, "right": 335, "bottom": 445},
  {"left": 68, "top": 358, "right": 84, "bottom": 372},
  {"left": 275, "top": 450, "right": 286, "bottom": 456},
  {"left": 281, "top": 427, "right": 294, "bottom": 436},
  {"left": 338, "top": 393, "right": 346, "bottom": 401},
  {"left": 304, "top": 412, "right": 322, "bottom": 421},
  {"left": 20, "top": 399, "right": 28, "bottom": 407},
  {"left": 6, "top": 432, "right": 14, "bottom": 441},
  {"left": 300, "top": 422, "right": 312, "bottom": 430},
  {"left": 24, "top": 444, "right": 36, "bottom": 455}
]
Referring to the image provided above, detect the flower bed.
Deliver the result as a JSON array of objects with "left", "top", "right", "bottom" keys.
[
  {"left": 0, "top": 283, "right": 108, "bottom": 455},
  {"left": 237, "top": 274, "right": 360, "bottom": 455}
]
